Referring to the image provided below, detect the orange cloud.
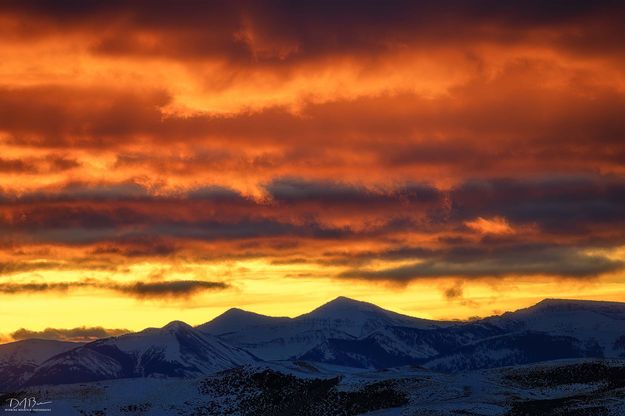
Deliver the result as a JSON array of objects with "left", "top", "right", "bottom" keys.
[
  {"left": 0, "top": 1, "right": 624, "bottom": 327},
  {"left": 465, "top": 217, "right": 514, "bottom": 235}
]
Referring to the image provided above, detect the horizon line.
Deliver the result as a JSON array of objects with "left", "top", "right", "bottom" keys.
[{"left": 2, "top": 295, "right": 623, "bottom": 346}]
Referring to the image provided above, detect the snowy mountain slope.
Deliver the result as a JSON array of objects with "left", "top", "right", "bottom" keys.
[
  {"left": 296, "top": 296, "right": 447, "bottom": 336},
  {"left": 291, "top": 298, "right": 625, "bottom": 371},
  {"left": 23, "top": 321, "right": 258, "bottom": 387},
  {"left": 196, "top": 309, "right": 341, "bottom": 359},
  {"left": 0, "top": 339, "right": 80, "bottom": 391},
  {"left": 0, "top": 339, "right": 80, "bottom": 365},
  {"left": 298, "top": 336, "right": 421, "bottom": 369},
  {"left": 12, "top": 358, "right": 625, "bottom": 416},
  {"left": 97, "top": 320, "right": 258, "bottom": 372},
  {"left": 366, "top": 322, "right": 504, "bottom": 360},
  {"left": 4, "top": 296, "right": 625, "bottom": 392},
  {"left": 295, "top": 322, "right": 504, "bottom": 369},
  {"left": 424, "top": 330, "right": 604, "bottom": 372},
  {"left": 0, "top": 362, "right": 38, "bottom": 392},
  {"left": 198, "top": 296, "right": 448, "bottom": 360},
  {"left": 26, "top": 345, "right": 127, "bottom": 387},
  {"left": 487, "top": 298, "right": 625, "bottom": 356},
  {"left": 232, "top": 328, "right": 357, "bottom": 361},
  {"left": 197, "top": 308, "right": 291, "bottom": 336}
]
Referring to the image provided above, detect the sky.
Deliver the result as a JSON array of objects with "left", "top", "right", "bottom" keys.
[{"left": 1, "top": 0, "right": 625, "bottom": 342}]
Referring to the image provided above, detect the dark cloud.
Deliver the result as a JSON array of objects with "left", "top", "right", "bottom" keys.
[
  {"left": 0, "top": 282, "right": 86, "bottom": 294},
  {"left": 0, "top": 261, "right": 63, "bottom": 276},
  {"left": 1, "top": 174, "right": 624, "bottom": 288},
  {"left": 0, "top": 181, "right": 247, "bottom": 204},
  {"left": 318, "top": 246, "right": 435, "bottom": 268},
  {"left": 444, "top": 281, "right": 464, "bottom": 301},
  {"left": 0, "top": 180, "right": 438, "bottom": 244},
  {"left": 111, "top": 280, "right": 229, "bottom": 298},
  {"left": 266, "top": 177, "right": 441, "bottom": 205},
  {"left": 1, "top": 208, "right": 290, "bottom": 245},
  {"left": 0, "top": 260, "right": 121, "bottom": 276},
  {"left": 91, "top": 239, "right": 178, "bottom": 258},
  {"left": 0, "top": 158, "right": 37, "bottom": 173},
  {"left": 10, "top": 326, "right": 129, "bottom": 342},
  {"left": 2, "top": 175, "right": 625, "bottom": 253},
  {"left": 450, "top": 176, "right": 625, "bottom": 234},
  {"left": 0, "top": 155, "right": 79, "bottom": 174},
  {"left": 339, "top": 244, "right": 624, "bottom": 281},
  {"left": 0, "top": 86, "right": 170, "bottom": 148},
  {"left": 2, "top": 1, "right": 624, "bottom": 62},
  {"left": 0, "top": 279, "right": 229, "bottom": 298}
]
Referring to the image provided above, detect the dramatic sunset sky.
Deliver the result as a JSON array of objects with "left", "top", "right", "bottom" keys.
[{"left": 1, "top": 1, "right": 625, "bottom": 342}]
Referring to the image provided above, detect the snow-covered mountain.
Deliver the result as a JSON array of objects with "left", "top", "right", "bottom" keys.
[
  {"left": 0, "top": 338, "right": 81, "bottom": 365},
  {"left": 198, "top": 296, "right": 447, "bottom": 360},
  {"left": 196, "top": 297, "right": 625, "bottom": 371},
  {"left": 2, "top": 296, "right": 625, "bottom": 391},
  {"left": 292, "top": 298, "right": 625, "bottom": 371},
  {"left": 0, "top": 339, "right": 80, "bottom": 391},
  {"left": 298, "top": 321, "right": 505, "bottom": 369},
  {"left": 425, "top": 330, "right": 604, "bottom": 372},
  {"left": 24, "top": 321, "right": 258, "bottom": 387},
  {"left": 486, "top": 298, "right": 625, "bottom": 357},
  {"left": 296, "top": 296, "right": 445, "bottom": 336},
  {"left": 198, "top": 308, "right": 291, "bottom": 336}
]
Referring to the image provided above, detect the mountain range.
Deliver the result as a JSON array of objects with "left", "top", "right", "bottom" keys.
[{"left": 2, "top": 296, "right": 625, "bottom": 391}]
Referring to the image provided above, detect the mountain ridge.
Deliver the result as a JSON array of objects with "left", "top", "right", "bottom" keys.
[
  {"left": 2, "top": 296, "right": 625, "bottom": 390},
  {"left": 198, "top": 296, "right": 624, "bottom": 329}
]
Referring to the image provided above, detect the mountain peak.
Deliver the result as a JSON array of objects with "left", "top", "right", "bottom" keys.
[
  {"left": 212, "top": 307, "right": 286, "bottom": 322},
  {"left": 324, "top": 296, "right": 376, "bottom": 308},
  {"left": 331, "top": 296, "right": 364, "bottom": 304},
  {"left": 533, "top": 298, "right": 624, "bottom": 308},
  {"left": 529, "top": 298, "right": 625, "bottom": 312},
  {"left": 300, "top": 296, "right": 409, "bottom": 323},
  {"left": 536, "top": 298, "right": 578, "bottom": 305},
  {"left": 220, "top": 307, "right": 257, "bottom": 317},
  {"left": 491, "top": 298, "right": 625, "bottom": 325},
  {"left": 162, "top": 320, "right": 192, "bottom": 331},
  {"left": 296, "top": 296, "right": 441, "bottom": 337},
  {"left": 305, "top": 296, "right": 382, "bottom": 317},
  {"left": 197, "top": 307, "right": 290, "bottom": 335}
]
